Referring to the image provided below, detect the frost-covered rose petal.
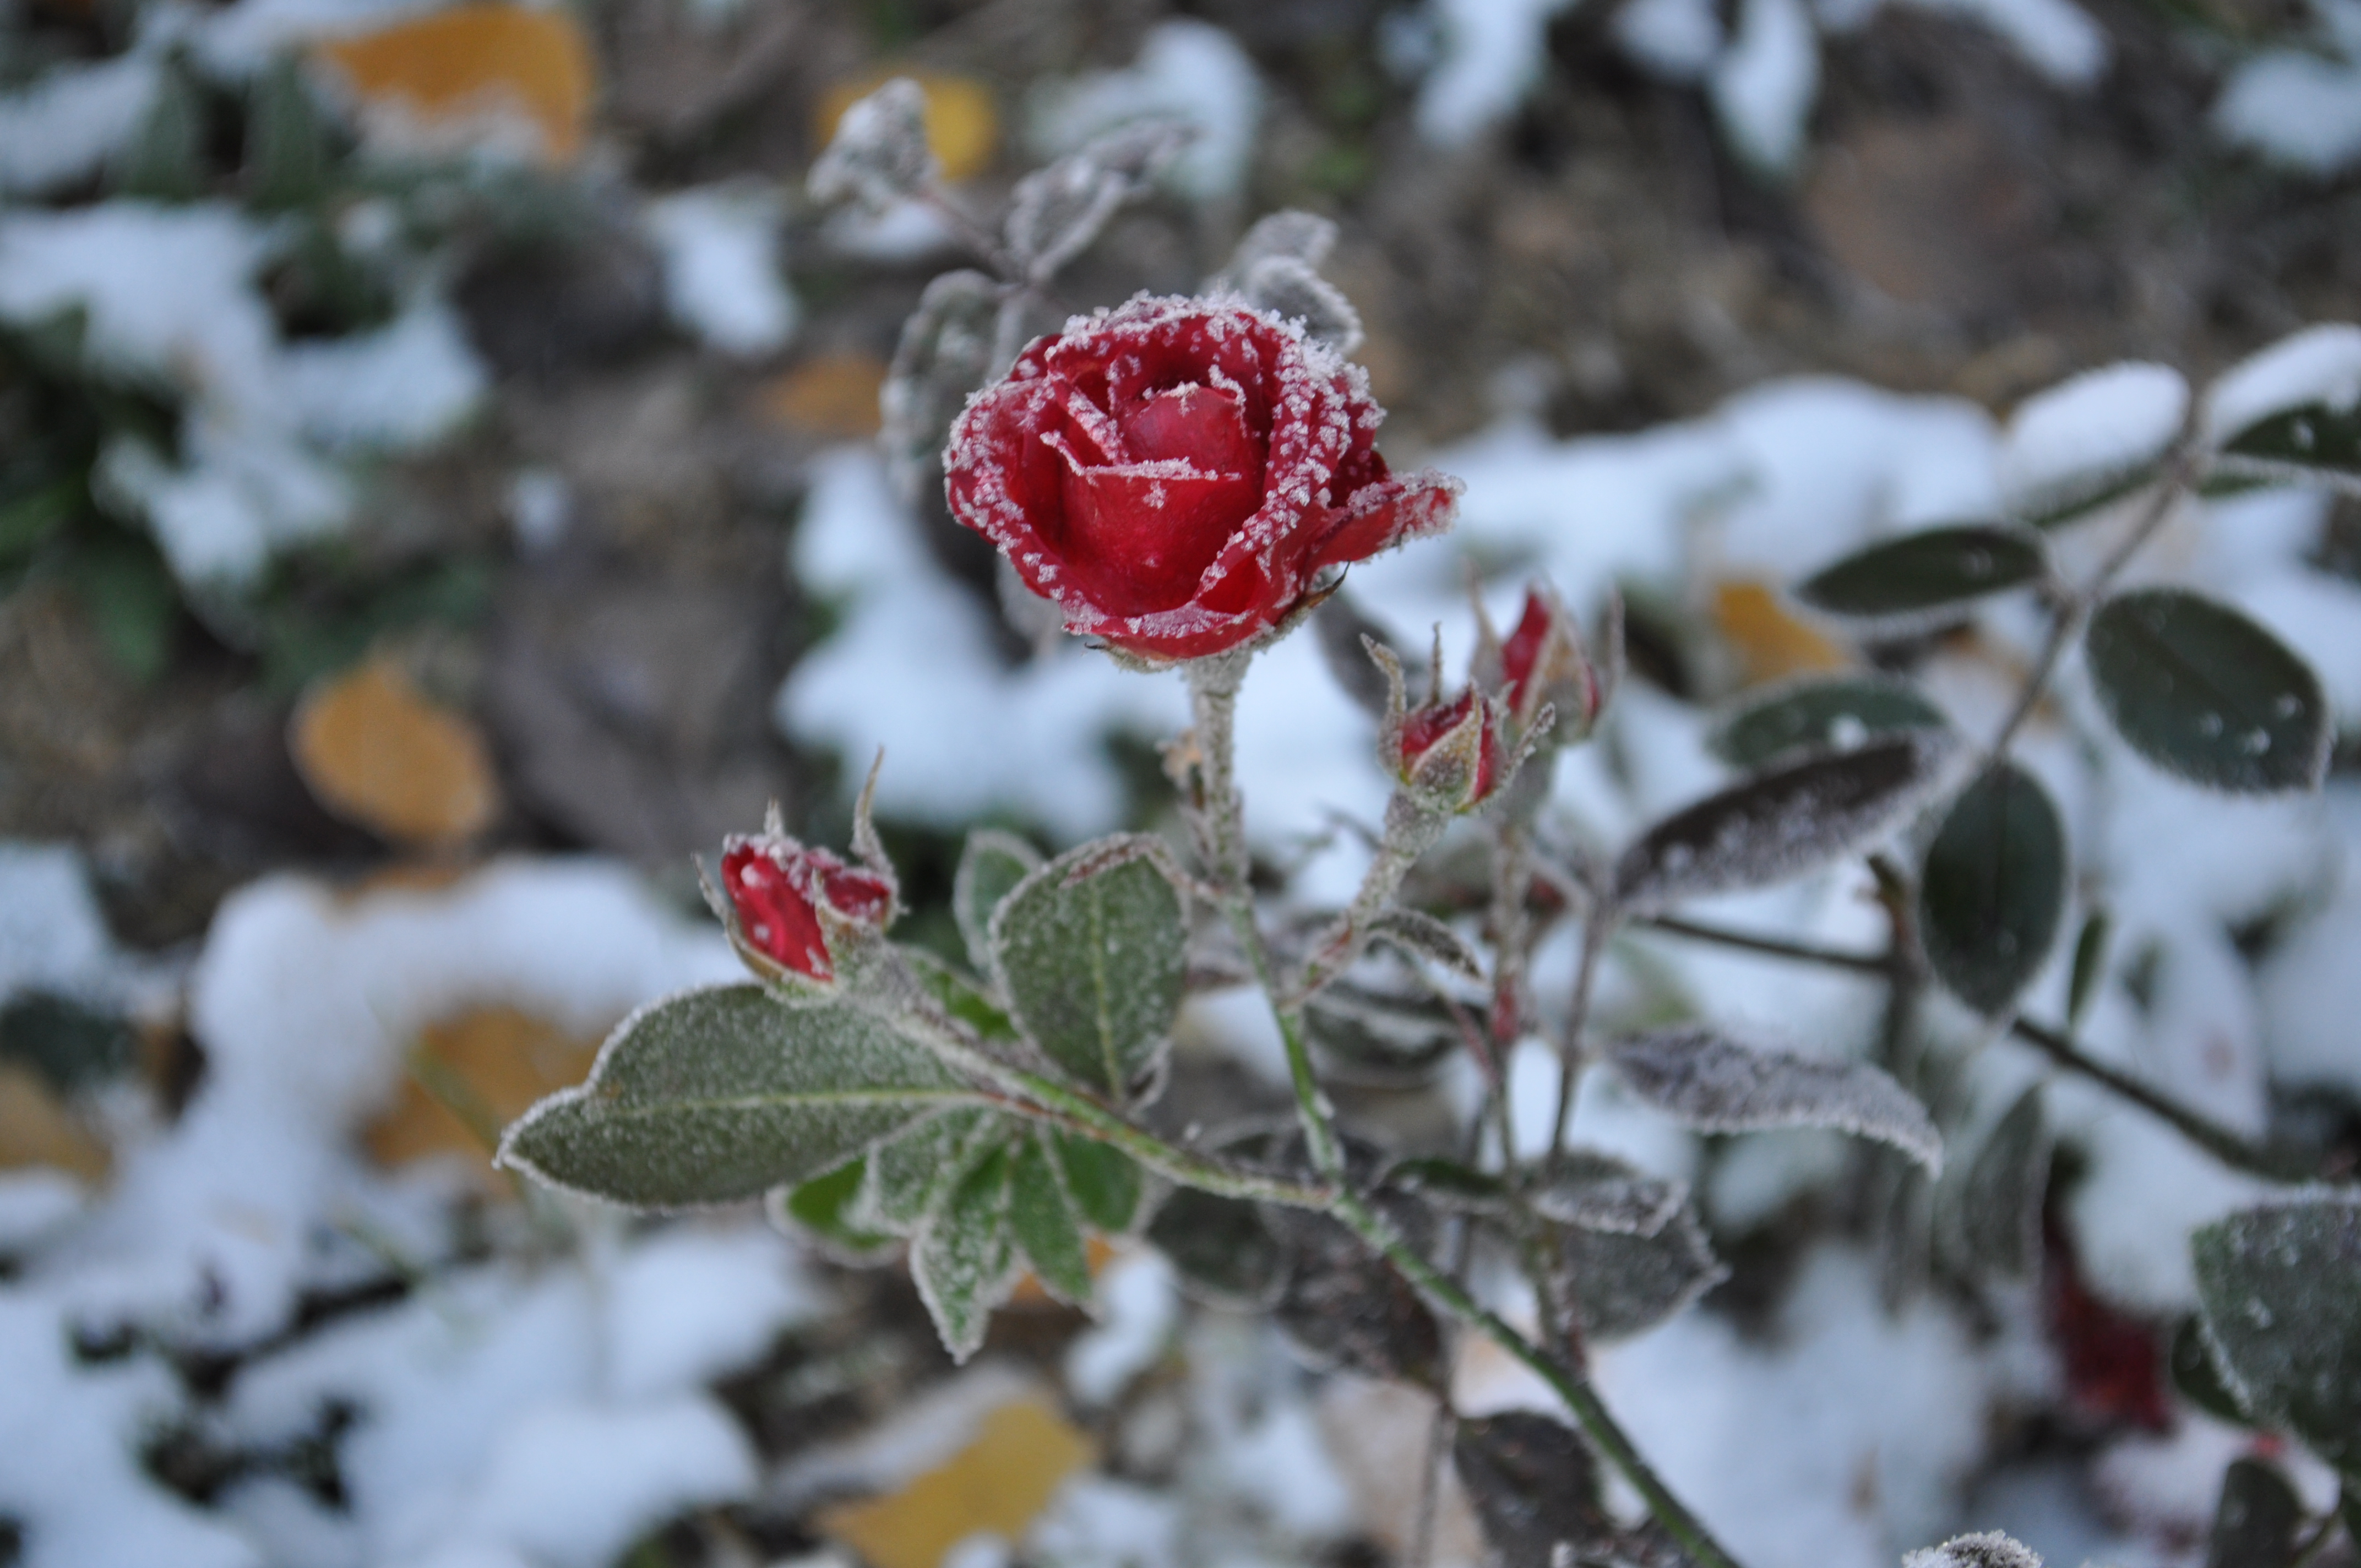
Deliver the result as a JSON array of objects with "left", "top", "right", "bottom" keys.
[
  {"left": 945, "top": 293, "right": 1459, "bottom": 661},
  {"left": 718, "top": 836, "right": 893, "bottom": 984}
]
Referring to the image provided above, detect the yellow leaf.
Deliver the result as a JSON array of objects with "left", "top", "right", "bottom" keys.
[
  {"left": 1006, "top": 1234, "right": 1119, "bottom": 1306},
  {"left": 290, "top": 657, "right": 501, "bottom": 847},
  {"left": 316, "top": 3, "right": 595, "bottom": 165},
  {"left": 816, "top": 72, "right": 997, "bottom": 183},
  {"left": 762, "top": 352, "right": 889, "bottom": 440},
  {"left": 364, "top": 1005, "right": 600, "bottom": 1178},
  {"left": 817, "top": 1398, "right": 1095, "bottom": 1568},
  {"left": 1712, "top": 579, "right": 1850, "bottom": 687},
  {"left": 0, "top": 1065, "right": 108, "bottom": 1183}
]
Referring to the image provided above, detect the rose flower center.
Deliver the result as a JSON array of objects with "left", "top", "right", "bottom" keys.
[{"left": 1045, "top": 379, "right": 1264, "bottom": 617}]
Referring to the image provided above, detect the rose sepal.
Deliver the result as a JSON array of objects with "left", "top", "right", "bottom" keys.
[
  {"left": 1368, "top": 635, "right": 1524, "bottom": 816},
  {"left": 703, "top": 798, "right": 901, "bottom": 1004}
]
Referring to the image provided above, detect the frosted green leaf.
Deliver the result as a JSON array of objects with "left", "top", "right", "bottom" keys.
[
  {"left": 1555, "top": 1199, "right": 1726, "bottom": 1343},
  {"left": 498, "top": 985, "right": 980, "bottom": 1208},
  {"left": 1942, "top": 1084, "right": 2048, "bottom": 1281},
  {"left": 1148, "top": 1188, "right": 1286, "bottom": 1308},
  {"left": 772, "top": 1156, "right": 897, "bottom": 1261},
  {"left": 1710, "top": 676, "right": 1950, "bottom": 769},
  {"left": 2170, "top": 1315, "right": 2254, "bottom": 1424},
  {"left": 954, "top": 829, "right": 1041, "bottom": 978},
  {"left": 990, "top": 835, "right": 1188, "bottom": 1100},
  {"left": 2086, "top": 589, "right": 2330, "bottom": 794},
  {"left": 1275, "top": 1212, "right": 1444, "bottom": 1388},
  {"left": 1009, "top": 1132, "right": 1093, "bottom": 1306},
  {"left": 1530, "top": 1150, "right": 1688, "bottom": 1236},
  {"left": 1919, "top": 764, "right": 2067, "bottom": 1016},
  {"left": 1452, "top": 1412, "right": 1616, "bottom": 1568},
  {"left": 1795, "top": 524, "right": 2048, "bottom": 624},
  {"left": 862, "top": 1107, "right": 994, "bottom": 1230},
  {"left": 2205, "top": 1458, "right": 2303, "bottom": 1568},
  {"left": 1052, "top": 1130, "right": 1144, "bottom": 1233},
  {"left": 912, "top": 1143, "right": 1019, "bottom": 1362},
  {"left": 908, "top": 949, "right": 1020, "bottom": 1044},
  {"left": 1612, "top": 734, "right": 1947, "bottom": 914},
  {"left": 2218, "top": 402, "right": 2361, "bottom": 493},
  {"left": 2191, "top": 1197, "right": 2361, "bottom": 1469},
  {"left": 1605, "top": 1029, "right": 1943, "bottom": 1172}
]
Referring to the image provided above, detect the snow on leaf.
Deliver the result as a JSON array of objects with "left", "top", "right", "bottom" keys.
[
  {"left": 2205, "top": 324, "right": 2361, "bottom": 459},
  {"left": 1606, "top": 1028, "right": 1943, "bottom": 1172},
  {"left": 496, "top": 984, "right": 981, "bottom": 1209},
  {"left": 989, "top": 835, "right": 1188, "bottom": 1102},
  {"left": 2191, "top": 1196, "right": 2361, "bottom": 1470},
  {"left": 1905, "top": 1532, "right": 2044, "bottom": 1568},
  {"left": 1611, "top": 732, "right": 1950, "bottom": 914},
  {"left": 2001, "top": 362, "right": 2187, "bottom": 528}
]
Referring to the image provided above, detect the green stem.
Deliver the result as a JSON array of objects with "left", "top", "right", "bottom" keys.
[
  {"left": 1329, "top": 1189, "right": 1741, "bottom": 1568},
  {"left": 1544, "top": 910, "right": 1611, "bottom": 1179}
]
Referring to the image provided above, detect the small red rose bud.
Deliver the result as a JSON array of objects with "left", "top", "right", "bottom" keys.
[
  {"left": 714, "top": 834, "right": 895, "bottom": 988},
  {"left": 1486, "top": 585, "right": 1611, "bottom": 742},
  {"left": 1390, "top": 685, "right": 1508, "bottom": 813}
]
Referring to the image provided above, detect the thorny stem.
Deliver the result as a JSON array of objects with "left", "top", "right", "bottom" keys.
[{"left": 1636, "top": 912, "right": 2340, "bottom": 1185}]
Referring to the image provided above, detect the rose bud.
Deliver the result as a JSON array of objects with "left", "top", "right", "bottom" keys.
[
  {"left": 945, "top": 294, "right": 1461, "bottom": 664},
  {"left": 1386, "top": 686, "right": 1508, "bottom": 814},
  {"left": 709, "top": 828, "right": 896, "bottom": 992},
  {"left": 1478, "top": 584, "right": 1616, "bottom": 744}
]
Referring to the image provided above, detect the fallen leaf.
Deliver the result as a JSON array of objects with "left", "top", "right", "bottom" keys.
[
  {"left": 817, "top": 72, "right": 997, "bottom": 183},
  {"left": 317, "top": 3, "right": 596, "bottom": 165},
  {"left": 817, "top": 1397, "right": 1094, "bottom": 1568},
  {"left": 763, "top": 352, "right": 889, "bottom": 439},
  {"left": 365, "top": 1005, "right": 600, "bottom": 1179},
  {"left": 1713, "top": 579, "right": 1849, "bottom": 686},
  {"left": 290, "top": 658, "right": 501, "bottom": 847},
  {"left": 0, "top": 1065, "right": 109, "bottom": 1183}
]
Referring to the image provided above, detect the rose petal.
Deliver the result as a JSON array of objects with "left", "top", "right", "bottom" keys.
[
  {"left": 1312, "top": 467, "right": 1462, "bottom": 571},
  {"left": 1118, "top": 382, "right": 1260, "bottom": 482},
  {"left": 1048, "top": 437, "right": 1258, "bottom": 616}
]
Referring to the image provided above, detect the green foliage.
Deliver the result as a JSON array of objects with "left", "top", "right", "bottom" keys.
[
  {"left": 1612, "top": 734, "right": 1947, "bottom": 913},
  {"left": 913, "top": 1142, "right": 1020, "bottom": 1362},
  {"left": 498, "top": 985, "right": 982, "bottom": 1208},
  {"left": 1794, "top": 524, "right": 2048, "bottom": 622},
  {"left": 2085, "top": 589, "right": 2330, "bottom": 793},
  {"left": 953, "top": 829, "right": 1041, "bottom": 976},
  {"left": 2170, "top": 1314, "right": 2255, "bottom": 1425},
  {"left": 1943, "top": 1085, "right": 2049, "bottom": 1281},
  {"left": 1710, "top": 676, "right": 1950, "bottom": 769},
  {"left": 2191, "top": 1198, "right": 2361, "bottom": 1471},
  {"left": 989, "top": 836, "right": 1188, "bottom": 1101},
  {"left": 2206, "top": 1458, "right": 2304, "bottom": 1568},
  {"left": 1919, "top": 764, "right": 2068, "bottom": 1016},
  {"left": 2218, "top": 401, "right": 2361, "bottom": 491}
]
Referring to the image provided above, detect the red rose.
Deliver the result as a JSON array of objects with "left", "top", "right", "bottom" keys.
[
  {"left": 716, "top": 835, "right": 895, "bottom": 985},
  {"left": 945, "top": 294, "right": 1460, "bottom": 661}
]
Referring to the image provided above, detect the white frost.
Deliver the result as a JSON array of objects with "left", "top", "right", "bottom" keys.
[
  {"left": 2202, "top": 322, "right": 2361, "bottom": 449},
  {"left": 2000, "top": 361, "right": 2188, "bottom": 513}
]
